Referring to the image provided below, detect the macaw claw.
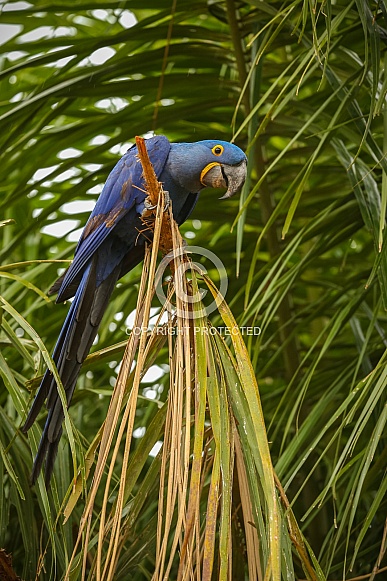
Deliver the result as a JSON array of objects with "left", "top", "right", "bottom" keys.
[{"left": 144, "top": 190, "right": 170, "bottom": 212}]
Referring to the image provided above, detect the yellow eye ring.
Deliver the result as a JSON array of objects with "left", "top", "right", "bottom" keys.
[{"left": 211, "top": 144, "right": 224, "bottom": 156}]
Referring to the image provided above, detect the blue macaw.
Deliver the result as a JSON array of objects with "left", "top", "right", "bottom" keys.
[{"left": 22, "top": 135, "right": 247, "bottom": 484}]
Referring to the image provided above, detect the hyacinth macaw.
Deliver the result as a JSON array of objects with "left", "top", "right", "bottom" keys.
[{"left": 22, "top": 135, "right": 247, "bottom": 485}]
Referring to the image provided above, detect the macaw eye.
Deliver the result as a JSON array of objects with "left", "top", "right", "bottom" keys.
[{"left": 212, "top": 145, "right": 224, "bottom": 156}]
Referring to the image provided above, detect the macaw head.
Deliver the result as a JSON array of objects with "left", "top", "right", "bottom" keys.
[
  {"left": 197, "top": 140, "right": 247, "bottom": 199},
  {"left": 167, "top": 140, "right": 247, "bottom": 199}
]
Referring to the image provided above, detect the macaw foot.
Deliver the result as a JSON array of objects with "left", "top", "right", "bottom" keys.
[
  {"left": 163, "top": 191, "right": 170, "bottom": 211},
  {"left": 144, "top": 191, "right": 170, "bottom": 212}
]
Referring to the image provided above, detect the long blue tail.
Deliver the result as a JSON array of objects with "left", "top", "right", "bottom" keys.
[{"left": 22, "top": 259, "right": 120, "bottom": 485}]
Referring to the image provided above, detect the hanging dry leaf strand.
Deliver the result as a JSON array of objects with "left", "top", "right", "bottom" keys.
[{"left": 136, "top": 135, "right": 174, "bottom": 256}]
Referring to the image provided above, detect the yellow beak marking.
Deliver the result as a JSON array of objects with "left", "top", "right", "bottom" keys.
[{"left": 200, "top": 162, "right": 221, "bottom": 186}]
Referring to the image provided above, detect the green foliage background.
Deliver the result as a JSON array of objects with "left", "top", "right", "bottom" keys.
[{"left": 1, "top": 0, "right": 387, "bottom": 579}]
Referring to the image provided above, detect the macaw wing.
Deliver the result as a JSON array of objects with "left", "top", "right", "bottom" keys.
[{"left": 55, "top": 135, "right": 171, "bottom": 302}]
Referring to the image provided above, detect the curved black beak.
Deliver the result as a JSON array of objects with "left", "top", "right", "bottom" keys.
[{"left": 201, "top": 159, "right": 247, "bottom": 199}]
